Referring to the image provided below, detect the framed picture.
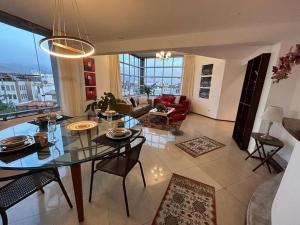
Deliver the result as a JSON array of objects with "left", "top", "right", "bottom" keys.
[
  {"left": 199, "top": 88, "right": 210, "bottom": 99},
  {"left": 84, "top": 72, "right": 96, "bottom": 86},
  {"left": 85, "top": 87, "right": 97, "bottom": 100},
  {"left": 83, "top": 58, "right": 95, "bottom": 72},
  {"left": 201, "top": 64, "right": 213, "bottom": 76}
]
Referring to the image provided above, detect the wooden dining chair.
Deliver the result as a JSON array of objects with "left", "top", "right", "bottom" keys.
[
  {"left": 0, "top": 168, "right": 73, "bottom": 225},
  {"left": 89, "top": 136, "right": 146, "bottom": 217}
]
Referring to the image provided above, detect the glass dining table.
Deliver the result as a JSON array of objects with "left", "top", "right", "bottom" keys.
[{"left": 0, "top": 114, "right": 142, "bottom": 222}]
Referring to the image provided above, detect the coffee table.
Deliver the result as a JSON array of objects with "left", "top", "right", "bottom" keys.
[{"left": 148, "top": 107, "right": 175, "bottom": 125}]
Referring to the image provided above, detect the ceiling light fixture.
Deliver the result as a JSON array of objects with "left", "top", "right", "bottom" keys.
[
  {"left": 40, "top": 0, "right": 95, "bottom": 59},
  {"left": 156, "top": 51, "right": 171, "bottom": 60}
]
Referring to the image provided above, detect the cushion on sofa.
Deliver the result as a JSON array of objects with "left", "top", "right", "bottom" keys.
[
  {"left": 161, "top": 94, "right": 175, "bottom": 103},
  {"left": 130, "top": 97, "right": 136, "bottom": 107}
]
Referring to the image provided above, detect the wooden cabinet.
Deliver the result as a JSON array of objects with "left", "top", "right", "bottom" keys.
[{"left": 233, "top": 53, "right": 271, "bottom": 150}]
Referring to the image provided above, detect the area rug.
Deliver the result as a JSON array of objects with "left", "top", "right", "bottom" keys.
[
  {"left": 152, "top": 173, "right": 217, "bottom": 225},
  {"left": 175, "top": 136, "right": 225, "bottom": 158},
  {"left": 138, "top": 114, "right": 182, "bottom": 131}
]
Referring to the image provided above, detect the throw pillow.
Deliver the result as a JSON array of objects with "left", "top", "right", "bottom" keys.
[
  {"left": 139, "top": 97, "right": 148, "bottom": 105},
  {"left": 174, "top": 96, "right": 181, "bottom": 104},
  {"left": 130, "top": 97, "right": 136, "bottom": 107}
]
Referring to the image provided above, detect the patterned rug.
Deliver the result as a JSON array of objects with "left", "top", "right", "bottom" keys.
[
  {"left": 152, "top": 174, "right": 217, "bottom": 225},
  {"left": 176, "top": 136, "right": 225, "bottom": 158},
  {"left": 138, "top": 114, "right": 182, "bottom": 131}
]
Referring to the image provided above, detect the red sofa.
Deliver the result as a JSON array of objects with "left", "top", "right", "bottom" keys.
[{"left": 154, "top": 94, "right": 190, "bottom": 113}]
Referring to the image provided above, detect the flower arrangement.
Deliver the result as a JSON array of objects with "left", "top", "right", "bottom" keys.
[{"left": 272, "top": 44, "right": 300, "bottom": 83}]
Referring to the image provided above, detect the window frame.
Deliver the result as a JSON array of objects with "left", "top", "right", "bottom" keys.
[{"left": 0, "top": 10, "right": 60, "bottom": 120}]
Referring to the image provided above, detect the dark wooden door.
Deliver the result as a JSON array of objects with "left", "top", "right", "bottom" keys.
[{"left": 233, "top": 53, "right": 271, "bottom": 150}]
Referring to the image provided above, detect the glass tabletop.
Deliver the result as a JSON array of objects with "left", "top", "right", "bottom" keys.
[{"left": 0, "top": 115, "right": 142, "bottom": 170}]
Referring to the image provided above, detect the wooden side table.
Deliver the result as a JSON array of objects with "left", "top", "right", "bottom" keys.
[{"left": 245, "top": 132, "right": 284, "bottom": 173}]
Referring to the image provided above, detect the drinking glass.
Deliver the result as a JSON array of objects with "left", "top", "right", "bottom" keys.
[{"left": 48, "top": 119, "right": 57, "bottom": 143}]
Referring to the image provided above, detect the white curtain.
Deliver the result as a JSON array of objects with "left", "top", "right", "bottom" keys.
[
  {"left": 181, "top": 55, "right": 195, "bottom": 100},
  {"left": 109, "top": 55, "right": 122, "bottom": 98}
]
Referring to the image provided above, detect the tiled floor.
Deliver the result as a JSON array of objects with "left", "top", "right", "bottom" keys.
[{"left": 0, "top": 113, "right": 274, "bottom": 225}]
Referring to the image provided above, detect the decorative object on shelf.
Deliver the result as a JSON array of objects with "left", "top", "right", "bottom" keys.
[
  {"left": 261, "top": 106, "right": 283, "bottom": 140},
  {"left": 85, "top": 92, "right": 117, "bottom": 112},
  {"left": 272, "top": 44, "right": 300, "bottom": 83},
  {"left": 39, "top": 0, "right": 95, "bottom": 58},
  {"left": 199, "top": 64, "right": 213, "bottom": 99},
  {"left": 66, "top": 120, "right": 98, "bottom": 131},
  {"left": 156, "top": 51, "right": 171, "bottom": 60},
  {"left": 155, "top": 103, "right": 168, "bottom": 113},
  {"left": 142, "top": 83, "right": 156, "bottom": 99}
]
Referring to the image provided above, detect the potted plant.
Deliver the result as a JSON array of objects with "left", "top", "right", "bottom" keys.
[
  {"left": 142, "top": 84, "right": 156, "bottom": 99},
  {"left": 156, "top": 103, "right": 168, "bottom": 113},
  {"left": 85, "top": 92, "right": 117, "bottom": 113}
]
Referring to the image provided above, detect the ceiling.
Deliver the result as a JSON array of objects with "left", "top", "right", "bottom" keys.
[{"left": 0, "top": 0, "right": 300, "bottom": 43}]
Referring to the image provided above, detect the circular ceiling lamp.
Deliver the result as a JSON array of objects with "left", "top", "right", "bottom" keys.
[
  {"left": 156, "top": 51, "right": 172, "bottom": 60},
  {"left": 40, "top": 0, "right": 95, "bottom": 59}
]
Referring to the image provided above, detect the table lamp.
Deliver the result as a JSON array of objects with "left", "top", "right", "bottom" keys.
[{"left": 261, "top": 106, "right": 283, "bottom": 140}]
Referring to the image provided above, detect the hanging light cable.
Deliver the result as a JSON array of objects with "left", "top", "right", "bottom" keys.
[{"left": 40, "top": 0, "right": 95, "bottom": 59}]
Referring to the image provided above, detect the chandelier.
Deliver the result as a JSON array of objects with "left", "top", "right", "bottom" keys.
[
  {"left": 156, "top": 51, "right": 171, "bottom": 60},
  {"left": 40, "top": 0, "right": 95, "bottom": 59}
]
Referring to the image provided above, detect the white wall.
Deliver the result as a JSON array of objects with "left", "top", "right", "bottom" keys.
[
  {"left": 192, "top": 56, "right": 226, "bottom": 118},
  {"left": 217, "top": 60, "right": 246, "bottom": 121}
]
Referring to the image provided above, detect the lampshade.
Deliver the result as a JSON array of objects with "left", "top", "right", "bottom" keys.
[{"left": 261, "top": 106, "right": 283, "bottom": 123}]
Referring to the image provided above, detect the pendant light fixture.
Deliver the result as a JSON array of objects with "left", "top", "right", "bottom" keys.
[
  {"left": 40, "top": 0, "right": 95, "bottom": 59},
  {"left": 156, "top": 51, "right": 172, "bottom": 60}
]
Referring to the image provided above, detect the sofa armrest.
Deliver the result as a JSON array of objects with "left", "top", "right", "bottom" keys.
[
  {"left": 115, "top": 103, "right": 133, "bottom": 115},
  {"left": 181, "top": 99, "right": 190, "bottom": 111}
]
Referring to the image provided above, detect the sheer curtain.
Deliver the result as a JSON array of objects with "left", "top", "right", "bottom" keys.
[
  {"left": 109, "top": 55, "right": 122, "bottom": 98},
  {"left": 181, "top": 55, "right": 196, "bottom": 106}
]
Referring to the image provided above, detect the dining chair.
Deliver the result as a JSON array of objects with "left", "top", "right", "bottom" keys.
[
  {"left": 89, "top": 136, "right": 146, "bottom": 217},
  {"left": 0, "top": 168, "right": 73, "bottom": 225}
]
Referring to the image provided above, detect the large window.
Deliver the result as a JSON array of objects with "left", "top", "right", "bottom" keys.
[
  {"left": 119, "top": 54, "right": 184, "bottom": 96},
  {"left": 0, "top": 21, "right": 58, "bottom": 118},
  {"left": 144, "top": 57, "right": 183, "bottom": 95},
  {"left": 119, "top": 54, "right": 142, "bottom": 96}
]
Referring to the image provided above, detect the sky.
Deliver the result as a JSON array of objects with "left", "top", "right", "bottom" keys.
[{"left": 0, "top": 22, "right": 53, "bottom": 74}]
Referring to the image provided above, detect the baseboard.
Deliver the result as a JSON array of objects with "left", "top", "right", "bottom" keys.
[{"left": 191, "top": 112, "right": 235, "bottom": 123}]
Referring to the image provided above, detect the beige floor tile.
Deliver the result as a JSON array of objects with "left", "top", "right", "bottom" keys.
[
  {"left": 1, "top": 114, "right": 277, "bottom": 225},
  {"left": 175, "top": 166, "right": 223, "bottom": 190},
  {"left": 226, "top": 173, "right": 267, "bottom": 205},
  {"left": 216, "top": 189, "right": 247, "bottom": 225}
]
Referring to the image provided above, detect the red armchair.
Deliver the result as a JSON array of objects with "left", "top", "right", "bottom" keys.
[{"left": 153, "top": 94, "right": 190, "bottom": 114}]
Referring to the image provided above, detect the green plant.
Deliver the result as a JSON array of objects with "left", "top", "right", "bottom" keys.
[
  {"left": 85, "top": 92, "right": 117, "bottom": 112},
  {"left": 142, "top": 83, "right": 156, "bottom": 99},
  {"left": 156, "top": 103, "right": 167, "bottom": 112}
]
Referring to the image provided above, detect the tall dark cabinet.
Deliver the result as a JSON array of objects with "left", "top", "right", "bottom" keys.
[{"left": 233, "top": 53, "right": 271, "bottom": 150}]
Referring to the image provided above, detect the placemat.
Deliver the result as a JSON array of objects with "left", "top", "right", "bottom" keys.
[{"left": 92, "top": 129, "right": 139, "bottom": 148}]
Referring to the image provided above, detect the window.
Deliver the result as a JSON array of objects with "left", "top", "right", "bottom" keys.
[
  {"left": 144, "top": 57, "right": 184, "bottom": 95},
  {"left": 0, "top": 21, "right": 58, "bottom": 117},
  {"left": 119, "top": 54, "right": 184, "bottom": 96},
  {"left": 119, "top": 54, "right": 142, "bottom": 96}
]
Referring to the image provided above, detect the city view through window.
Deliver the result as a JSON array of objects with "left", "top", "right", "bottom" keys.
[
  {"left": 119, "top": 54, "right": 183, "bottom": 96},
  {"left": 0, "top": 22, "right": 58, "bottom": 117}
]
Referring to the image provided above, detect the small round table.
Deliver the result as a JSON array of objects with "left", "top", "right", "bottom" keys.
[
  {"left": 245, "top": 132, "right": 284, "bottom": 173},
  {"left": 0, "top": 115, "right": 142, "bottom": 222}
]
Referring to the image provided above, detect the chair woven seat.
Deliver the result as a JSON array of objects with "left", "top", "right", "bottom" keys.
[{"left": 0, "top": 170, "right": 56, "bottom": 209}]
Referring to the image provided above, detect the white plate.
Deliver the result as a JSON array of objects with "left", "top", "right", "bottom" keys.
[
  {"left": 106, "top": 129, "right": 132, "bottom": 140},
  {"left": 101, "top": 112, "right": 119, "bottom": 117}
]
